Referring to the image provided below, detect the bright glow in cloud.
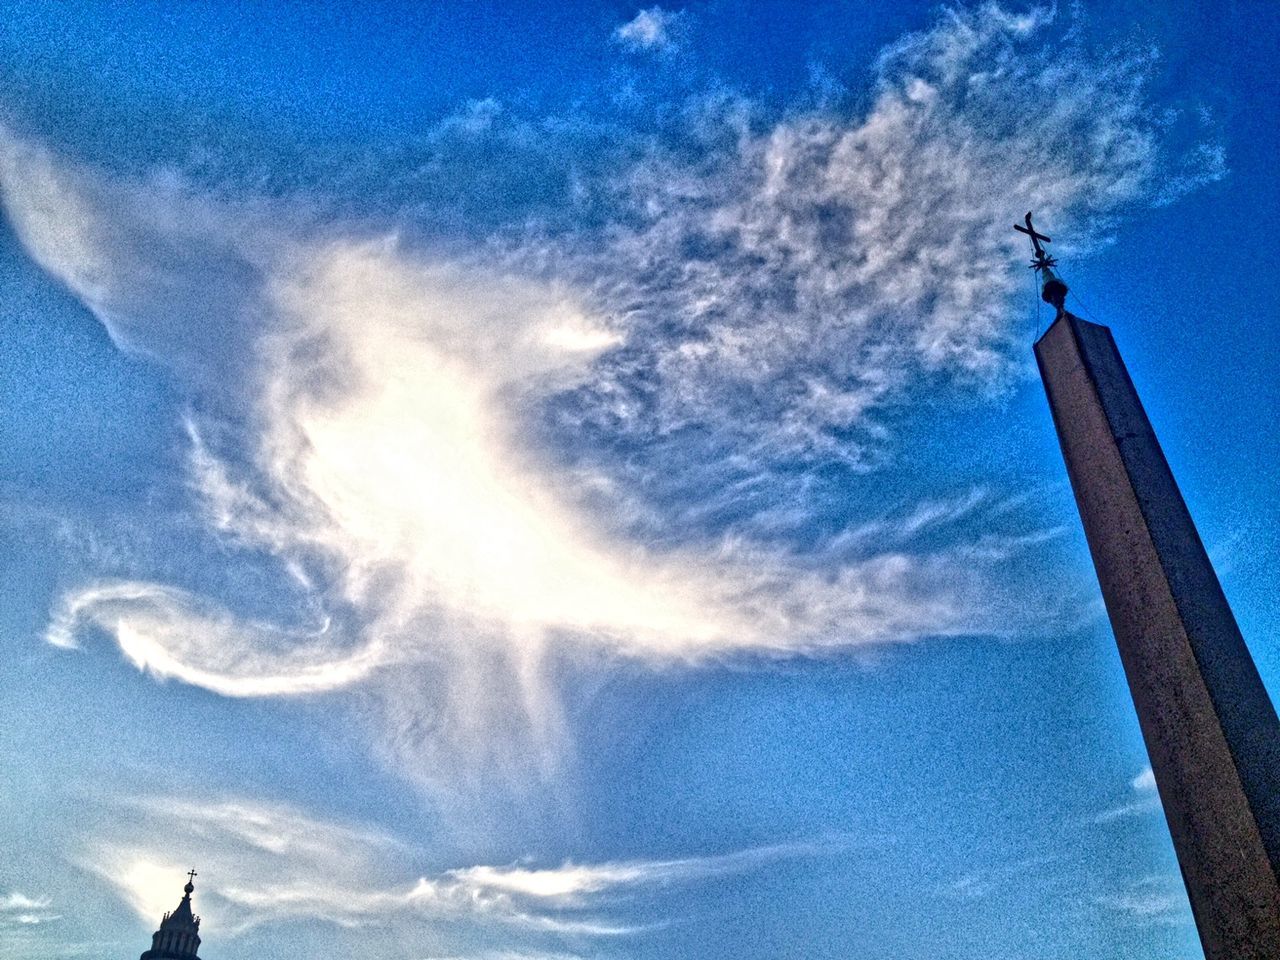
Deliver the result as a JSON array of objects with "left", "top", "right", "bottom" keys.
[{"left": 250, "top": 240, "right": 763, "bottom": 651}]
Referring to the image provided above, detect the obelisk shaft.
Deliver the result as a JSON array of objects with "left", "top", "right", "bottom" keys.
[{"left": 1036, "top": 312, "right": 1280, "bottom": 959}]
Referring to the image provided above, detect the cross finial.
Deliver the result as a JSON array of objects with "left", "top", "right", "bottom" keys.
[
  {"left": 1014, "top": 211, "right": 1069, "bottom": 315},
  {"left": 187, "top": 868, "right": 197, "bottom": 883},
  {"left": 1014, "top": 212, "right": 1055, "bottom": 269}
]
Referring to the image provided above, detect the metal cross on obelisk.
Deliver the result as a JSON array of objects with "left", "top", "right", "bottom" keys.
[
  {"left": 1024, "top": 213, "right": 1280, "bottom": 959},
  {"left": 1014, "top": 211, "right": 1068, "bottom": 315}
]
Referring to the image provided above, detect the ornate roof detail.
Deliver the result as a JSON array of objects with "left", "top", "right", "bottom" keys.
[{"left": 138, "top": 871, "right": 202, "bottom": 960}]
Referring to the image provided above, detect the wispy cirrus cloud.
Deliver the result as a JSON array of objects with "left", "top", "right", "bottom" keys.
[
  {"left": 0, "top": 2, "right": 1220, "bottom": 801},
  {"left": 450, "top": 838, "right": 836, "bottom": 905},
  {"left": 0, "top": 124, "right": 1043, "bottom": 796},
  {"left": 0, "top": 891, "right": 60, "bottom": 926},
  {"left": 1094, "top": 875, "right": 1191, "bottom": 926},
  {"left": 45, "top": 581, "right": 380, "bottom": 697},
  {"left": 938, "top": 854, "right": 1057, "bottom": 901},
  {"left": 1095, "top": 766, "right": 1162, "bottom": 823},
  {"left": 89, "top": 793, "right": 834, "bottom": 946},
  {"left": 541, "top": 3, "right": 1223, "bottom": 473},
  {"left": 0, "top": 891, "right": 65, "bottom": 960}
]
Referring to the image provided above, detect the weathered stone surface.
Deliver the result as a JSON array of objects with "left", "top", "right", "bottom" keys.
[{"left": 1036, "top": 313, "right": 1280, "bottom": 960}]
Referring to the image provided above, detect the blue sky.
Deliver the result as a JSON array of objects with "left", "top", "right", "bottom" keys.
[{"left": 1, "top": 2, "right": 1277, "bottom": 958}]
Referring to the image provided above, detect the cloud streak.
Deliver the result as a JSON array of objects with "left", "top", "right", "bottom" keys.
[
  {"left": 1095, "top": 765, "right": 1163, "bottom": 823},
  {"left": 0, "top": 891, "right": 60, "bottom": 927},
  {"left": 1094, "top": 875, "right": 1191, "bottom": 927},
  {"left": 449, "top": 839, "right": 833, "bottom": 905},
  {"left": 45, "top": 581, "right": 382, "bottom": 697},
  {"left": 90, "top": 793, "right": 831, "bottom": 946}
]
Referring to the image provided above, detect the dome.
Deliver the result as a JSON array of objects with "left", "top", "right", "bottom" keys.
[{"left": 138, "top": 872, "right": 202, "bottom": 960}]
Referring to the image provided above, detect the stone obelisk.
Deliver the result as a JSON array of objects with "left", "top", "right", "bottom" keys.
[{"left": 1021, "top": 214, "right": 1280, "bottom": 959}]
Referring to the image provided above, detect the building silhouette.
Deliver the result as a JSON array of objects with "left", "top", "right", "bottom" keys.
[{"left": 139, "top": 871, "right": 202, "bottom": 960}]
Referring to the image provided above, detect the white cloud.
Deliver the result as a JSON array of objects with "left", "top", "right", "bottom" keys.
[
  {"left": 613, "top": 8, "right": 683, "bottom": 52},
  {"left": 1094, "top": 876, "right": 1191, "bottom": 926},
  {"left": 0, "top": 891, "right": 59, "bottom": 926},
  {"left": 448, "top": 839, "right": 829, "bottom": 904},
  {"left": 0, "top": 2, "right": 1218, "bottom": 797},
  {"left": 45, "top": 581, "right": 382, "bottom": 696},
  {"left": 0, "top": 123, "right": 1040, "bottom": 801},
  {"left": 551, "top": 3, "right": 1220, "bottom": 465},
  {"left": 1099, "top": 890, "right": 1185, "bottom": 917},
  {"left": 1095, "top": 765, "right": 1162, "bottom": 822},
  {"left": 0, "top": 893, "right": 51, "bottom": 912},
  {"left": 938, "top": 855, "right": 1054, "bottom": 900},
  {"left": 1131, "top": 766, "right": 1157, "bottom": 792},
  {"left": 88, "top": 793, "right": 828, "bottom": 945}
]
